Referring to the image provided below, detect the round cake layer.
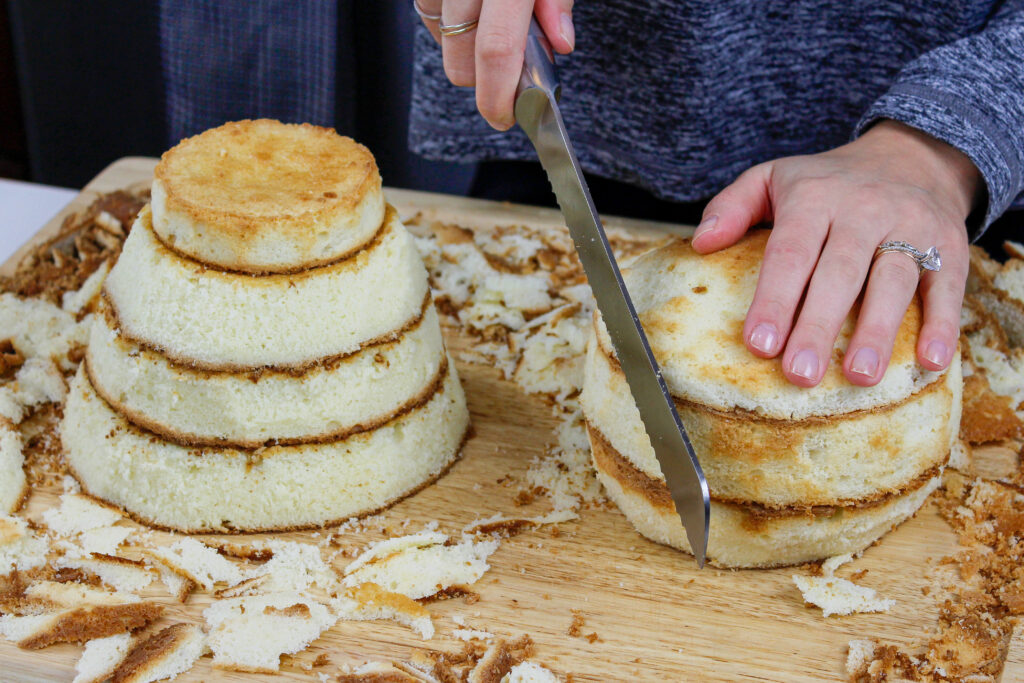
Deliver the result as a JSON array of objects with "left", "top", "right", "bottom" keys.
[
  {"left": 152, "top": 119, "right": 384, "bottom": 273},
  {"left": 85, "top": 299, "right": 447, "bottom": 447},
  {"left": 62, "top": 360, "right": 469, "bottom": 533},
  {"left": 104, "top": 204, "right": 428, "bottom": 370},
  {"left": 600, "top": 231, "right": 941, "bottom": 419},
  {"left": 581, "top": 334, "right": 960, "bottom": 507},
  {"left": 588, "top": 425, "right": 942, "bottom": 569}
]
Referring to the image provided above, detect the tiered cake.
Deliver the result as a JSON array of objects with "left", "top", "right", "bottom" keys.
[
  {"left": 62, "top": 120, "right": 470, "bottom": 532},
  {"left": 581, "top": 231, "right": 961, "bottom": 568}
]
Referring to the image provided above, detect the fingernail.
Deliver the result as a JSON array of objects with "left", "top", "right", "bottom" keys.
[
  {"left": 487, "top": 117, "right": 514, "bottom": 132},
  {"left": 790, "top": 349, "right": 819, "bottom": 381},
  {"left": 748, "top": 323, "right": 778, "bottom": 354},
  {"left": 849, "top": 347, "right": 880, "bottom": 377},
  {"left": 693, "top": 215, "right": 718, "bottom": 241},
  {"left": 924, "top": 340, "right": 949, "bottom": 367},
  {"left": 560, "top": 13, "right": 575, "bottom": 50}
]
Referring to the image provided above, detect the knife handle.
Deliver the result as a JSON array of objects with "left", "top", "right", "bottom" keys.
[{"left": 516, "top": 17, "right": 560, "bottom": 102}]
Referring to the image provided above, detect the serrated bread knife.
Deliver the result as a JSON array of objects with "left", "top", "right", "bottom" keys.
[{"left": 514, "top": 19, "right": 710, "bottom": 567}]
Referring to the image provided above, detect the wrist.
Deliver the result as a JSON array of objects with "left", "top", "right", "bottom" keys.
[{"left": 859, "top": 120, "right": 982, "bottom": 221}]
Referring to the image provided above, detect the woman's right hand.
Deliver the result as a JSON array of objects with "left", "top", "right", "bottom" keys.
[{"left": 416, "top": 0, "right": 575, "bottom": 131}]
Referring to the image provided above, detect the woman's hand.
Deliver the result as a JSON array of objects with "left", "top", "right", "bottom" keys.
[
  {"left": 415, "top": 0, "right": 575, "bottom": 130},
  {"left": 693, "top": 121, "right": 981, "bottom": 387}
]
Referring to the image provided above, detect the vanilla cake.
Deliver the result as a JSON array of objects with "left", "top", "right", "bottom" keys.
[
  {"left": 63, "top": 361, "right": 467, "bottom": 532},
  {"left": 103, "top": 204, "right": 428, "bottom": 369},
  {"left": 86, "top": 297, "right": 446, "bottom": 446},
  {"left": 63, "top": 119, "right": 469, "bottom": 532},
  {"left": 580, "top": 230, "right": 960, "bottom": 568},
  {"left": 151, "top": 119, "right": 384, "bottom": 273}
]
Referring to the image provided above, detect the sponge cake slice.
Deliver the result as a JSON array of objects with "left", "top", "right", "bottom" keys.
[
  {"left": 589, "top": 423, "right": 943, "bottom": 568},
  {"left": 62, "top": 359, "right": 469, "bottom": 533},
  {"left": 104, "top": 204, "right": 428, "bottom": 369},
  {"left": 86, "top": 299, "right": 447, "bottom": 447},
  {"left": 582, "top": 331, "right": 959, "bottom": 507}
]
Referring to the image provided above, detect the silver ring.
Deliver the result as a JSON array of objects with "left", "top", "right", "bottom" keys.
[
  {"left": 439, "top": 18, "right": 479, "bottom": 36},
  {"left": 413, "top": 0, "right": 441, "bottom": 21},
  {"left": 876, "top": 241, "right": 942, "bottom": 272}
]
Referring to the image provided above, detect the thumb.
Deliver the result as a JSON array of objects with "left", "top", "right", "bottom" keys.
[
  {"left": 692, "top": 162, "right": 774, "bottom": 254},
  {"left": 534, "top": 0, "right": 575, "bottom": 54}
]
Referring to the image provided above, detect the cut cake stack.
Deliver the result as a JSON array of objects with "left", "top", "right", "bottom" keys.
[
  {"left": 581, "top": 231, "right": 961, "bottom": 568},
  {"left": 62, "top": 119, "right": 470, "bottom": 532}
]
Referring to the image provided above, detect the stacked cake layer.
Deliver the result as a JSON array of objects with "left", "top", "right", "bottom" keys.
[
  {"left": 102, "top": 205, "right": 427, "bottom": 369},
  {"left": 63, "top": 120, "right": 470, "bottom": 532},
  {"left": 63, "top": 364, "right": 467, "bottom": 532},
  {"left": 580, "top": 231, "right": 961, "bottom": 568},
  {"left": 150, "top": 120, "right": 385, "bottom": 274},
  {"left": 88, "top": 206, "right": 444, "bottom": 446}
]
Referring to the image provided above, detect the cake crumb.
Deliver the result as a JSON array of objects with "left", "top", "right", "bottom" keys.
[{"left": 567, "top": 610, "right": 585, "bottom": 638}]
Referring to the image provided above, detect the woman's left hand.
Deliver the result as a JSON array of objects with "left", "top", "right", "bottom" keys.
[{"left": 692, "top": 120, "right": 981, "bottom": 387}]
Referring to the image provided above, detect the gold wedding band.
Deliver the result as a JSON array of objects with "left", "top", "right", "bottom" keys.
[
  {"left": 412, "top": 0, "right": 441, "bottom": 21},
  {"left": 439, "top": 19, "right": 479, "bottom": 36}
]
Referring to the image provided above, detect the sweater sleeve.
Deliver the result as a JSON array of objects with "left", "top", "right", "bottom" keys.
[{"left": 854, "top": 4, "right": 1024, "bottom": 235}]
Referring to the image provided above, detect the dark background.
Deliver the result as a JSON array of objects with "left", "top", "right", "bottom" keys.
[
  {"left": 1, "top": 1, "right": 474, "bottom": 195},
  {"left": 1, "top": 0, "right": 1019, "bottom": 254}
]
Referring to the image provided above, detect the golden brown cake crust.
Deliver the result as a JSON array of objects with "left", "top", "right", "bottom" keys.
[
  {"left": 605, "top": 230, "right": 928, "bottom": 413},
  {"left": 960, "top": 372, "right": 1024, "bottom": 444},
  {"left": 139, "top": 203, "right": 392, "bottom": 283},
  {"left": 346, "top": 582, "right": 430, "bottom": 620},
  {"left": 85, "top": 351, "right": 449, "bottom": 449},
  {"left": 154, "top": 119, "right": 382, "bottom": 273},
  {"left": 586, "top": 423, "right": 944, "bottom": 520},
  {"left": 648, "top": 233, "right": 922, "bottom": 389},
  {"left": 100, "top": 287, "right": 432, "bottom": 375},
  {"left": 110, "top": 623, "right": 193, "bottom": 683},
  {"left": 17, "top": 602, "right": 164, "bottom": 650},
  {"left": 157, "top": 120, "right": 377, "bottom": 218},
  {"left": 597, "top": 330, "right": 949, "bottom": 428},
  {"left": 64, "top": 426, "right": 471, "bottom": 535}
]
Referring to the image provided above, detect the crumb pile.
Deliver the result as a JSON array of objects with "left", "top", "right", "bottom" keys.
[
  {"left": 843, "top": 242, "right": 1024, "bottom": 682},
  {"left": 2, "top": 487, "right": 554, "bottom": 676},
  {"left": 407, "top": 214, "right": 662, "bottom": 515},
  {"left": 0, "top": 190, "right": 145, "bottom": 514}
]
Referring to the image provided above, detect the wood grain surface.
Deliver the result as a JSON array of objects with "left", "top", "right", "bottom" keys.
[{"left": 0, "top": 158, "right": 985, "bottom": 682}]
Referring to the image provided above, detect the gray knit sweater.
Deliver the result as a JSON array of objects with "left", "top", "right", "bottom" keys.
[{"left": 409, "top": 1, "right": 1024, "bottom": 231}]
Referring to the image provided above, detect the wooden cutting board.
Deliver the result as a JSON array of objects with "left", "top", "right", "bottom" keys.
[{"left": 0, "top": 157, "right": 990, "bottom": 682}]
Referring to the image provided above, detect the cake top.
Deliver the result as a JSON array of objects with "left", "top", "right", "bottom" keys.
[
  {"left": 595, "top": 230, "right": 947, "bottom": 418},
  {"left": 151, "top": 119, "right": 384, "bottom": 273}
]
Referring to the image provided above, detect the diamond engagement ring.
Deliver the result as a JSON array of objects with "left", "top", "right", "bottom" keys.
[{"left": 876, "top": 241, "right": 942, "bottom": 272}]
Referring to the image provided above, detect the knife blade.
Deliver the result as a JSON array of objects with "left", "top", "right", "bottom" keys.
[{"left": 514, "top": 18, "right": 710, "bottom": 567}]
